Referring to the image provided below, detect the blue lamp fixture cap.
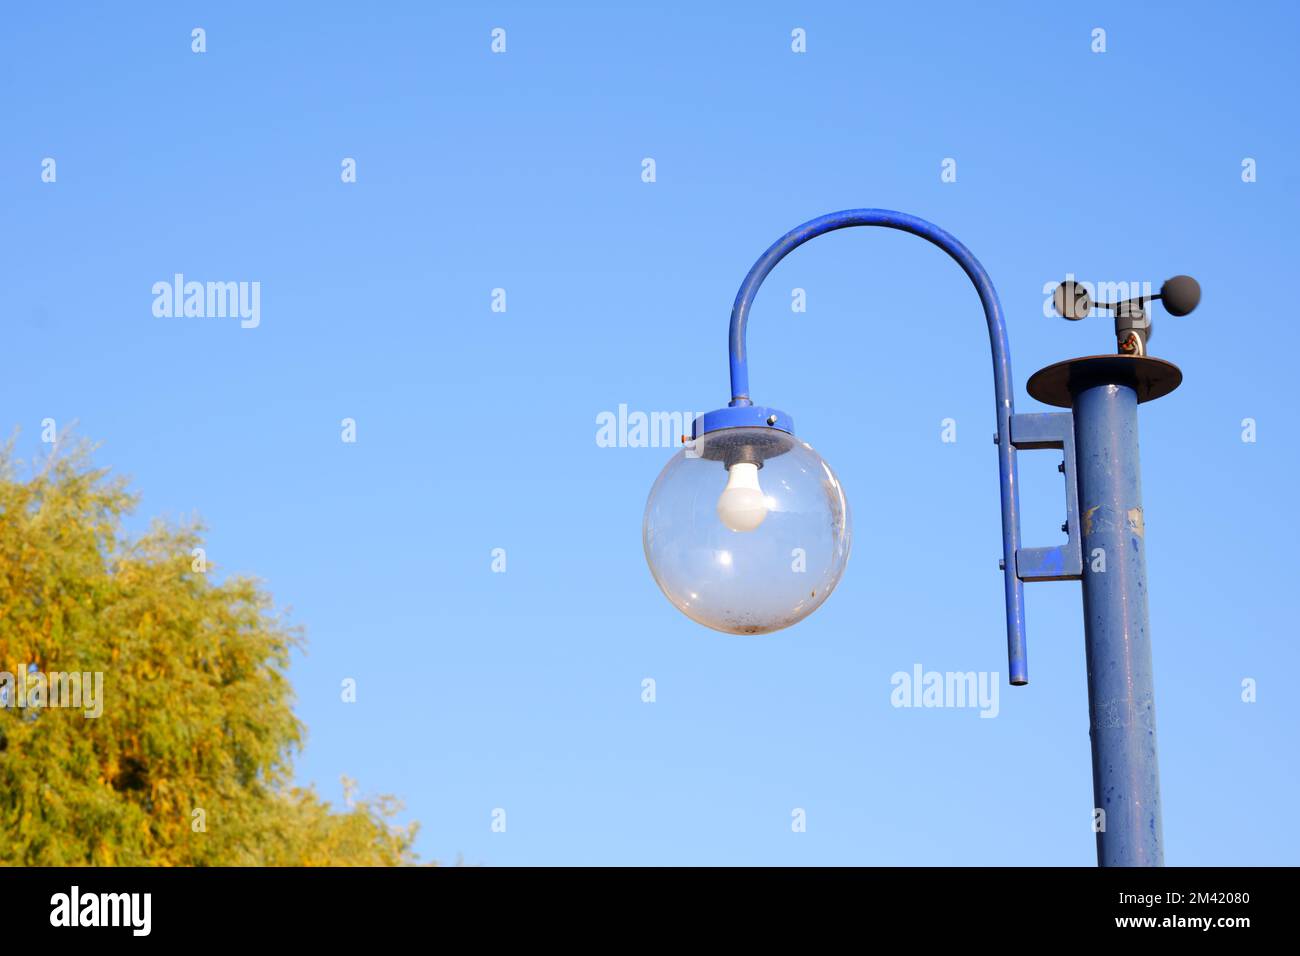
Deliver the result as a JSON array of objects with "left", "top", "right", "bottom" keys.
[{"left": 691, "top": 404, "right": 794, "bottom": 439}]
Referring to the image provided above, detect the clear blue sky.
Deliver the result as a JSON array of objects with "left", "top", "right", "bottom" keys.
[{"left": 3, "top": 1, "right": 1297, "bottom": 865}]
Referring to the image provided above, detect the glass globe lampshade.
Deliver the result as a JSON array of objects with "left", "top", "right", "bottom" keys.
[{"left": 643, "top": 426, "right": 852, "bottom": 634}]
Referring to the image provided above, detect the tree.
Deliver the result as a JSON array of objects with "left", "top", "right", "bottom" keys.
[{"left": 0, "top": 440, "right": 418, "bottom": 865}]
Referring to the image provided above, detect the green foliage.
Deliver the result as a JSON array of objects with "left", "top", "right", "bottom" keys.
[{"left": 0, "top": 440, "right": 418, "bottom": 865}]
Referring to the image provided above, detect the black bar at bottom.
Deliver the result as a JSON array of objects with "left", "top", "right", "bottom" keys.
[{"left": 0, "top": 865, "right": 1280, "bottom": 940}]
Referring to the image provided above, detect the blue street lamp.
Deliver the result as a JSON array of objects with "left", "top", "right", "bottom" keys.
[{"left": 642, "top": 209, "right": 1200, "bottom": 867}]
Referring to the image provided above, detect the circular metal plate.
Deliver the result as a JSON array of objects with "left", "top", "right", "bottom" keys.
[
  {"left": 692, "top": 404, "right": 794, "bottom": 439},
  {"left": 1026, "top": 355, "right": 1183, "bottom": 409}
]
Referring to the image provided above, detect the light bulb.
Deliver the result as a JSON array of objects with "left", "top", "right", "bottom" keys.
[{"left": 716, "top": 461, "right": 768, "bottom": 532}]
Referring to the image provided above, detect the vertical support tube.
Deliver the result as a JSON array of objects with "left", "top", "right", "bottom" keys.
[{"left": 1072, "top": 382, "right": 1164, "bottom": 866}]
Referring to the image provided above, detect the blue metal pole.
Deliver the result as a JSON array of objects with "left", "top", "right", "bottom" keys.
[{"left": 1072, "top": 380, "right": 1164, "bottom": 866}]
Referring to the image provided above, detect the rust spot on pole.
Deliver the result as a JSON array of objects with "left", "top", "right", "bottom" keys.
[{"left": 1083, "top": 505, "right": 1100, "bottom": 535}]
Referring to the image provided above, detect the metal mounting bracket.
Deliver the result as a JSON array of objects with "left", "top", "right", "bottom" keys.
[{"left": 1011, "top": 412, "right": 1083, "bottom": 581}]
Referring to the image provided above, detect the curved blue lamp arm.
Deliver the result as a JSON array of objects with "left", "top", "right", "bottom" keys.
[{"left": 727, "top": 209, "right": 1027, "bottom": 685}]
